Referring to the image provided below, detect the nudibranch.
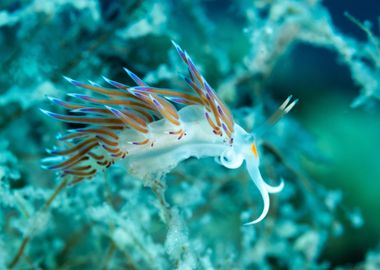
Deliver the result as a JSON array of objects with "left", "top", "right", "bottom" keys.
[{"left": 41, "top": 41, "right": 297, "bottom": 225}]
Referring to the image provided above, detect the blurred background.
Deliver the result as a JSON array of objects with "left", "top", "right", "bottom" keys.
[
  {"left": 0, "top": 0, "right": 379, "bottom": 269},
  {"left": 273, "top": 0, "right": 380, "bottom": 265}
]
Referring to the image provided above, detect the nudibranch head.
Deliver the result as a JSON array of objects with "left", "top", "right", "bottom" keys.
[{"left": 41, "top": 41, "right": 297, "bottom": 225}]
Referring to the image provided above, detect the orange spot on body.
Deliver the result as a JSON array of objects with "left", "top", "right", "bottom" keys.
[{"left": 251, "top": 143, "right": 259, "bottom": 158}]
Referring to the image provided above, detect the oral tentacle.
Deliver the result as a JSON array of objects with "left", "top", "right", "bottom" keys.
[
  {"left": 244, "top": 156, "right": 284, "bottom": 225},
  {"left": 219, "top": 148, "right": 244, "bottom": 169}
]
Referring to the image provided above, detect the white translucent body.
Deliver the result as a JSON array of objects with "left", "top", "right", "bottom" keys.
[
  {"left": 44, "top": 104, "right": 283, "bottom": 224},
  {"left": 99, "top": 105, "right": 284, "bottom": 225}
]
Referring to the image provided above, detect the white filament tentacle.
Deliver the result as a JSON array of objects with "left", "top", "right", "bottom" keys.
[
  {"left": 263, "top": 178, "right": 284, "bottom": 193},
  {"left": 219, "top": 148, "right": 244, "bottom": 169},
  {"left": 244, "top": 157, "right": 284, "bottom": 225}
]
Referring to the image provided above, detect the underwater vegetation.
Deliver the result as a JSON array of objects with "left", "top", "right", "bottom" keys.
[{"left": 1, "top": 0, "right": 380, "bottom": 269}]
